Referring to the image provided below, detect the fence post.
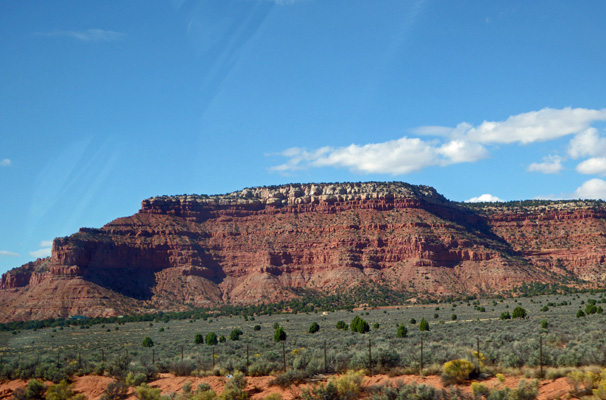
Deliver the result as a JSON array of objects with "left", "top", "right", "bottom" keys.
[
  {"left": 212, "top": 346, "right": 215, "bottom": 369},
  {"left": 181, "top": 345, "right": 184, "bottom": 361},
  {"left": 246, "top": 345, "right": 249, "bottom": 367},
  {"left": 152, "top": 348, "right": 155, "bottom": 364}
]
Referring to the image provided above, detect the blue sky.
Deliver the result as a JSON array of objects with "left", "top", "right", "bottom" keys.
[{"left": 1, "top": 0, "right": 606, "bottom": 273}]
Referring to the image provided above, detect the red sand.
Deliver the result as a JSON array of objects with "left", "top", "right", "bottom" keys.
[{"left": 0, "top": 373, "right": 578, "bottom": 400}]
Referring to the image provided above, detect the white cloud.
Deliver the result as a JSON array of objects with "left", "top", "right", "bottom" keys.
[
  {"left": 311, "top": 137, "right": 438, "bottom": 174},
  {"left": 568, "top": 128, "right": 606, "bottom": 159},
  {"left": 0, "top": 250, "right": 20, "bottom": 257},
  {"left": 527, "top": 155, "right": 563, "bottom": 174},
  {"left": 573, "top": 179, "right": 606, "bottom": 199},
  {"left": 437, "top": 140, "right": 489, "bottom": 164},
  {"left": 39, "top": 240, "right": 53, "bottom": 248},
  {"left": 29, "top": 248, "right": 51, "bottom": 259},
  {"left": 36, "top": 29, "right": 125, "bottom": 42},
  {"left": 0, "top": 159, "right": 11, "bottom": 167},
  {"left": 271, "top": 136, "right": 488, "bottom": 175},
  {"left": 271, "top": 107, "right": 606, "bottom": 175},
  {"left": 28, "top": 240, "right": 53, "bottom": 259},
  {"left": 464, "top": 107, "right": 606, "bottom": 144},
  {"left": 465, "top": 194, "right": 503, "bottom": 203},
  {"left": 410, "top": 126, "right": 453, "bottom": 136},
  {"left": 576, "top": 157, "right": 606, "bottom": 175}
]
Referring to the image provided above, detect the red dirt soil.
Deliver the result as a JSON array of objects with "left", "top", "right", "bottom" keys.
[{"left": 0, "top": 373, "right": 578, "bottom": 400}]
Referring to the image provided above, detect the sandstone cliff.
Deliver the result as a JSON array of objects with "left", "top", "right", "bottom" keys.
[{"left": 1, "top": 182, "right": 605, "bottom": 322}]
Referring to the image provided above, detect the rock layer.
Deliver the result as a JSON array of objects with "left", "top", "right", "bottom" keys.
[{"left": 1, "top": 182, "right": 606, "bottom": 322}]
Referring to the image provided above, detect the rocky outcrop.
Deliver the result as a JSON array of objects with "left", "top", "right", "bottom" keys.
[{"left": 2, "top": 182, "right": 606, "bottom": 322}]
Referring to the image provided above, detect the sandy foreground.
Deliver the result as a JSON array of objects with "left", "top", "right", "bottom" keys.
[{"left": 0, "top": 373, "right": 577, "bottom": 400}]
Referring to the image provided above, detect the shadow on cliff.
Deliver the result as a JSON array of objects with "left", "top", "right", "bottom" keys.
[{"left": 84, "top": 268, "right": 157, "bottom": 300}]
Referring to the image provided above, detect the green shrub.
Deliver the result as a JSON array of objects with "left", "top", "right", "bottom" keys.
[
  {"left": 335, "top": 321, "right": 348, "bottom": 330},
  {"left": 350, "top": 316, "right": 369, "bottom": 334},
  {"left": 100, "top": 381, "right": 128, "bottom": 400},
  {"left": 194, "top": 333, "right": 204, "bottom": 344},
  {"left": 419, "top": 318, "right": 429, "bottom": 332},
  {"left": 221, "top": 371, "right": 248, "bottom": 400},
  {"left": 500, "top": 312, "right": 511, "bottom": 320},
  {"left": 577, "top": 309, "right": 586, "bottom": 318},
  {"left": 270, "top": 370, "right": 311, "bottom": 388},
  {"left": 25, "top": 379, "right": 47, "bottom": 400},
  {"left": 510, "top": 379, "right": 539, "bottom": 400},
  {"left": 273, "top": 327, "right": 287, "bottom": 342},
  {"left": 170, "top": 360, "right": 195, "bottom": 377},
  {"left": 253, "top": 325, "right": 261, "bottom": 331},
  {"left": 45, "top": 380, "right": 84, "bottom": 400},
  {"left": 302, "top": 370, "right": 363, "bottom": 400},
  {"left": 229, "top": 329, "right": 243, "bottom": 341},
  {"left": 586, "top": 304, "right": 597, "bottom": 315},
  {"left": 308, "top": 322, "right": 320, "bottom": 334},
  {"left": 126, "top": 372, "right": 147, "bottom": 387},
  {"left": 512, "top": 306, "right": 527, "bottom": 319},
  {"left": 141, "top": 337, "right": 154, "bottom": 348},
  {"left": 134, "top": 383, "right": 163, "bottom": 400},
  {"left": 206, "top": 332, "right": 218, "bottom": 345},
  {"left": 396, "top": 325, "right": 407, "bottom": 338},
  {"left": 369, "top": 381, "right": 473, "bottom": 400}
]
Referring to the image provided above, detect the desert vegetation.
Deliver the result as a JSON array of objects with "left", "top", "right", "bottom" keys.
[{"left": 2, "top": 291, "right": 606, "bottom": 398}]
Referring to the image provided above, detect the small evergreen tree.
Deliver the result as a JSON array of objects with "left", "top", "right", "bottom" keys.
[
  {"left": 396, "top": 325, "right": 408, "bottom": 338},
  {"left": 194, "top": 333, "right": 203, "bottom": 345},
  {"left": 419, "top": 318, "right": 430, "bottom": 332},
  {"left": 309, "top": 322, "right": 320, "bottom": 334},
  {"left": 500, "top": 311, "right": 511, "bottom": 320},
  {"left": 336, "top": 321, "right": 348, "bottom": 330},
  {"left": 142, "top": 337, "right": 154, "bottom": 348},
  {"left": 206, "top": 332, "right": 218, "bottom": 345},
  {"left": 274, "top": 326, "right": 287, "bottom": 342},
  {"left": 350, "top": 316, "right": 370, "bottom": 334},
  {"left": 229, "top": 329, "right": 243, "bottom": 341},
  {"left": 576, "top": 309, "right": 586, "bottom": 318}
]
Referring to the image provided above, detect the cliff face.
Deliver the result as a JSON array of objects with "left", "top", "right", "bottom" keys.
[{"left": 1, "top": 182, "right": 606, "bottom": 322}]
